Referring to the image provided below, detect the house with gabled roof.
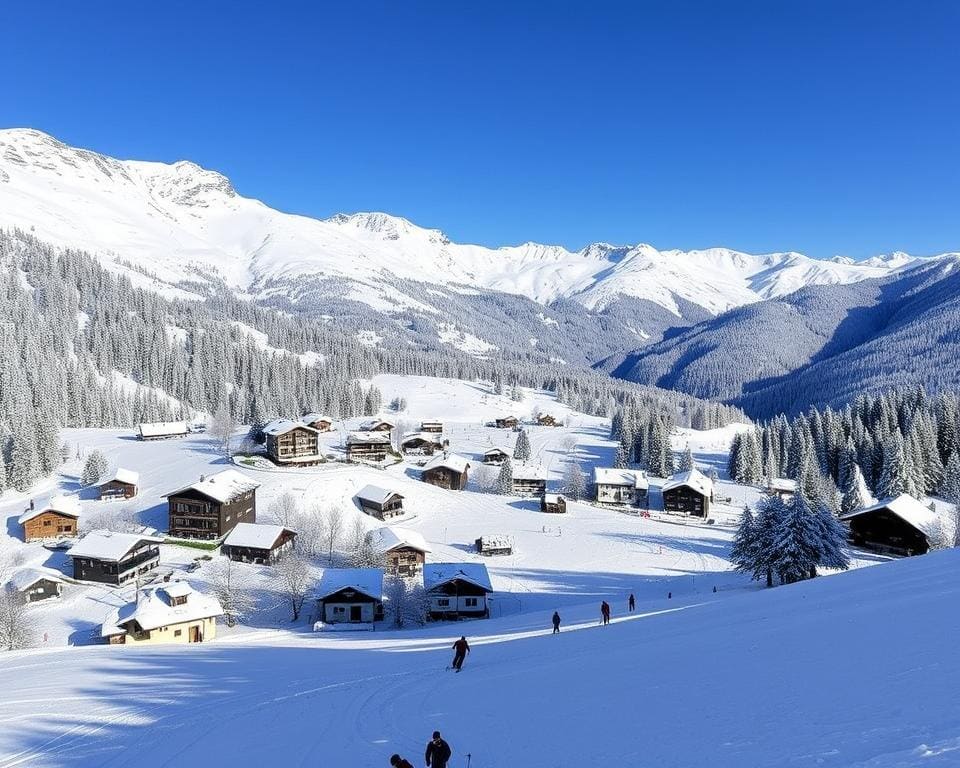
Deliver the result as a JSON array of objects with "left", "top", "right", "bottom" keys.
[
  {"left": 300, "top": 413, "right": 333, "bottom": 432},
  {"left": 511, "top": 463, "right": 547, "bottom": 496},
  {"left": 5, "top": 568, "right": 65, "bottom": 602},
  {"left": 221, "top": 522, "right": 297, "bottom": 565},
  {"left": 96, "top": 468, "right": 139, "bottom": 500},
  {"left": 345, "top": 432, "right": 392, "bottom": 463},
  {"left": 840, "top": 494, "right": 941, "bottom": 556},
  {"left": 138, "top": 421, "right": 188, "bottom": 440},
  {"left": 423, "top": 563, "right": 492, "bottom": 619},
  {"left": 368, "top": 526, "right": 431, "bottom": 577},
  {"left": 263, "top": 418, "right": 321, "bottom": 465},
  {"left": 101, "top": 581, "right": 223, "bottom": 645},
  {"left": 422, "top": 453, "right": 470, "bottom": 491},
  {"left": 359, "top": 418, "right": 395, "bottom": 433},
  {"left": 662, "top": 468, "right": 713, "bottom": 518},
  {"left": 165, "top": 469, "right": 260, "bottom": 540},
  {"left": 68, "top": 530, "right": 164, "bottom": 585},
  {"left": 19, "top": 495, "right": 81, "bottom": 542},
  {"left": 354, "top": 485, "right": 405, "bottom": 520},
  {"left": 594, "top": 468, "right": 648, "bottom": 506},
  {"left": 483, "top": 447, "right": 510, "bottom": 465},
  {"left": 316, "top": 568, "right": 384, "bottom": 625}
]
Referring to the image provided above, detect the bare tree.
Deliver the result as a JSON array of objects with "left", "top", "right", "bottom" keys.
[
  {"left": 0, "top": 588, "right": 36, "bottom": 651},
  {"left": 324, "top": 505, "right": 345, "bottom": 564},
  {"left": 268, "top": 493, "right": 300, "bottom": 527},
  {"left": 561, "top": 435, "right": 578, "bottom": 455},
  {"left": 351, "top": 523, "right": 384, "bottom": 568},
  {"left": 0, "top": 542, "right": 26, "bottom": 585},
  {"left": 384, "top": 576, "right": 429, "bottom": 628},
  {"left": 293, "top": 504, "right": 328, "bottom": 559},
  {"left": 81, "top": 504, "right": 140, "bottom": 534},
  {"left": 208, "top": 403, "right": 237, "bottom": 456},
  {"left": 472, "top": 465, "right": 497, "bottom": 494},
  {"left": 275, "top": 554, "right": 313, "bottom": 621},
  {"left": 207, "top": 558, "right": 257, "bottom": 628}
]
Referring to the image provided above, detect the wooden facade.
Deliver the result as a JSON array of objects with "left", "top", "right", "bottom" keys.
[
  {"left": 384, "top": 545, "right": 427, "bottom": 577},
  {"left": 20, "top": 509, "right": 78, "bottom": 542},
  {"left": 166, "top": 473, "right": 259, "bottom": 541},
  {"left": 355, "top": 489, "right": 405, "bottom": 520},
  {"left": 512, "top": 477, "right": 546, "bottom": 496},
  {"left": 537, "top": 414, "right": 560, "bottom": 427},
  {"left": 541, "top": 494, "right": 567, "bottom": 514},
  {"left": 301, "top": 415, "right": 333, "bottom": 431},
  {"left": 420, "top": 421, "right": 443, "bottom": 433},
  {"left": 846, "top": 510, "right": 930, "bottom": 556},
  {"left": 265, "top": 424, "right": 320, "bottom": 464},
  {"left": 401, "top": 435, "right": 443, "bottom": 455},
  {"left": 483, "top": 448, "right": 510, "bottom": 465},
  {"left": 427, "top": 578, "right": 490, "bottom": 619},
  {"left": 422, "top": 464, "right": 469, "bottom": 491},
  {"left": 221, "top": 527, "right": 297, "bottom": 565},
  {"left": 10, "top": 574, "right": 63, "bottom": 602},
  {"left": 70, "top": 537, "right": 162, "bottom": 586},
  {"left": 475, "top": 536, "right": 513, "bottom": 556},
  {"left": 495, "top": 417, "right": 519, "bottom": 429},
  {"left": 345, "top": 435, "right": 392, "bottom": 463},
  {"left": 98, "top": 479, "right": 137, "bottom": 500},
  {"left": 662, "top": 486, "right": 710, "bottom": 517}
]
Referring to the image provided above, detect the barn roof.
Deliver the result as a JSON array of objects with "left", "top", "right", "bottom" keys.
[
  {"left": 101, "top": 581, "right": 223, "bottom": 637},
  {"left": 18, "top": 495, "right": 81, "bottom": 524},
  {"left": 483, "top": 447, "right": 510, "bottom": 457},
  {"left": 165, "top": 469, "right": 260, "bottom": 504},
  {"left": 97, "top": 467, "right": 140, "bottom": 487},
  {"left": 423, "top": 563, "right": 493, "bottom": 593},
  {"left": 512, "top": 463, "right": 547, "bottom": 481},
  {"left": 593, "top": 468, "right": 648, "bottom": 489},
  {"left": 6, "top": 567, "right": 65, "bottom": 592},
  {"left": 222, "top": 522, "right": 295, "bottom": 550},
  {"left": 316, "top": 568, "right": 384, "bottom": 601},
  {"left": 355, "top": 484, "right": 403, "bottom": 506},
  {"left": 423, "top": 453, "right": 471, "bottom": 474},
  {"left": 138, "top": 421, "right": 188, "bottom": 438},
  {"left": 300, "top": 412, "right": 332, "bottom": 424},
  {"left": 543, "top": 493, "right": 565, "bottom": 505},
  {"left": 346, "top": 431, "right": 392, "bottom": 445},
  {"left": 359, "top": 418, "right": 395, "bottom": 431},
  {"left": 263, "top": 418, "right": 318, "bottom": 437},
  {"left": 368, "top": 526, "right": 431, "bottom": 555},
  {"left": 768, "top": 477, "right": 797, "bottom": 493},
  {"left": 840, "top": 494, "right": 941, "bottom": 538},
  {"left": 662, "top": 468, "right": 713, "bottom": 497},
  {"left": 69, "top": 530, "right": 164, "bottom": 562},
  {"left": 401, "top": 432, "right": 443, "bottom": 446}
]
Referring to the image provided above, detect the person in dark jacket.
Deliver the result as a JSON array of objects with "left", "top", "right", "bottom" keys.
[
  {"left": 628, "top": 593, "right": 635, "bottom": 612},
  {"left": 451, "top": 636, "right": 470, "bottom": 671},
  {"left": 425, "top": 731, "right": 452, "bottom": 768},
  {"left": 601, "top": 600, "right": 611, "bottom": 625},
  {"left": 390, "top": 755, "right": 414, "bottom": 768},
  {"left": 552, "top": 611, "right": 561, "bottom": 633}
]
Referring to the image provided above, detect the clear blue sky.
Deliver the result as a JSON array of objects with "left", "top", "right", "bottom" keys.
[{"left": 3, "top": 1, "right": 958, "bottom": 258}]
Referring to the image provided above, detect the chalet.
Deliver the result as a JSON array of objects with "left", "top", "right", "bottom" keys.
[
  {"left": 400, "top": 432, "right": 444, "bottom": 455},
  {"left": 165, "top": 469, "right": 260, "bottom": 541},
  {"left": 354, "top": 485, "right": 406, "bottom": 520},
  {"left": 662, "top": 468, "right": 713, "bottom": 518},
  {"left": 421, "top": 453, "right": 471, "bottom": 491},
  {"left": 840, "top": 494, "right": 941, "bottom": 556},
  {"left": 766, "top": 477, "right": 797, "bottom": 500},
  {"left": 423, "top": 563, "right": 493, "bottom": 619},
  {"left": 69, "top": 530, "right": 164, "bottom": 585},
  {"left": 593, "top": 468, "right": 649, "bottom": 506},
  {"left": 511, "top": 463, "right": 547, "bottom": 496},
  {"left": 96, "top": 468, "right": 139, "bottom": 500},
  {"left": 19, "top": 495, "right": 81, "bottom": 542},
  {"left": 541, "top": 493, "right": 567, "bottom": 514},
  {"left": 316, "top": 568, "right": 384, "bottom": 625},
  {"left": 536, "top": 414, "right": 560, "bottom": 427},
  {"left": 494, "top": 416, "right": 519, "bottom": 429},
  {"left": 300, "top": 413, "right": 333, "bottom": 432},
  {"left": 263, "top": 419, "right": 320, "bottom": 465},
  {"left": 101, "top": 581, "right": 223, "bottom": 645},
  {"left": 368, "top": 527, "right": 431, "bottom": 577},
  {"left": 137, "top": 421, "right": 189, "bottom": 441},
  {"left": 474, "top": 534, "right": 513, "bottom": 556},
  {"left": 359, "top": 418, "right": 395, "bottom": 433},
  {"left": 420, "top": 420, "right": 443, "bottom": 434},
  {"left": 6, "top": 568, "right": 64, "bottom": 603},
  {"left": 345, "top": 432, "right": 392, "bottom": 463},
  {"left": 221, "top": 522, "right": 297, "bottom": 565},
  {"left": 483, "top": 447, "right": 511, "bottom": 465}
]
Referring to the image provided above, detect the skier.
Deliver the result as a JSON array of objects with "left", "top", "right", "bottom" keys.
[
  {"left": 451, "top": 636, "right": 470, "bottom": 671},
  {"left": 628, "top": 593, "right": 635, "bottom": 612},
  {"left": 425, "top": 730, "right": 452, "bottom": 768},
  {"left": 601, "top": 600, "right": 611, "bottom": 625},
  {"left": 389, "top": 755, "right": 414, "bottom": 768},
  {"left": 552, "top": 611, "right": 561, "bottom": 634}
]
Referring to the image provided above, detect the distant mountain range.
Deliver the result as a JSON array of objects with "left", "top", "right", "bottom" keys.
[{"left": 2, "top": 127, "right": 958, "bottom": 415}]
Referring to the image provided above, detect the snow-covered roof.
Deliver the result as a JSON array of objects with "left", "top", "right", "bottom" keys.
[
  {"left": 359, "top": 419, "right": 395, "bottom": 431},
  {"left": 423, "top": 453, "right": 471, "bottom": 474},
  {"left": 662, "top": 468, "right": 713, "bottom": 497},
  {"left": 512, "top": 463, "right": 547, "bottom": 481},
  {"left": 300, "top": 412, "right": 332, "bottom": 424},
  {"left": 423, "top": 563, "right": 493, "bottom": 593},
  {"left": 138, "top": 421, "right": 188, "bottom": 438},
  {"left": 420, "top": 420, "right": 443, "bottom": 427},
  {"left": 368, "top": 526, "right": 431, "bottom": 555},
  {"left": 593, "top": 468, "right": 647, "bottom": 489},
  {"left": 165, "top": 469, "right": 260, "bottom": 503},
  {"left": 476, "top": 534, "right": 513, "bottom": 550},
  {"left": 768, "top": 477, "right": 797, "bottom": 493},
  {"left": 543, "top": 493, "right": 565, "bottom": 505},
  {"left": 69, "top": 530, "right": 164, "bottom": 562},
  {"left": 97, "top": 467, "right": 139, "bottom": 487},
  {"left": 400, "top": 432, "right": 443, "bottom": 445},
  {"left": 101, "top": 581, "right": 223, "bottom": 637},
  {"left": 484, "top": 447, "right": 510, "bottom": 457},
  {"left": 264, "top": 418, "right": 317, "bottom": 436},
  {"left": 222, "top": 522, "right": 295, "bottom": 550},
  {"left": 18, "top": 495, "right": 81, "bottom": 524},
  {"left": 6, "top": 567, "right": 65, "bottom": 592},
  {"left": 346, "top": 431, "right": 392, "bottom": 445},
  {"left": 840, "top": 494, "right": 942, "bottom": 538},
  {"left": 316, "top": 568, "right": 384, "bottom": 601},
  {"left": 355, "top": 484, "right": 404, "bottom": 506}
]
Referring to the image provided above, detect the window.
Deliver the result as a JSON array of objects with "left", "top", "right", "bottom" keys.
[
  {"left": 333, "top": 606, "right": 346, "bottom": 614},
  {"left": 43, "top": 519, "right": 51, "bottom": 526},
  {"left": 437, "top": 598, "right": 450, "bottom": 607},
  {"left": 174, "top": 629, "right": 182, "bottom": 637},
  {"left": 464, "top": 598, "right": 478, "bottom": 607}
]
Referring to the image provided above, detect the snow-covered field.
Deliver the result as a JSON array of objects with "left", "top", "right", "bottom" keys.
[{"left": 0, "top": 375, "right": 926, "bottom": 767}]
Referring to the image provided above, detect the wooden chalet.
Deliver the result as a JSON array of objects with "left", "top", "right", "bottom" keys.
[
  {"left": 137, "top": 421, "right": 189, "bottom": 441},
  {"left": 421, "top": 453, "right": 471, "bottom": 491},
  {"left": 766, "top": 477, "right": 797, "bottom": 500},
  {"left": 400, "top": 432, "right": 444, "bottom": 456},
  {"left": 221, "top": 522, "right": 297, "bottom": 565},
  {"left": 483, "top": 447, "right": 511, "bottom": 465},
  {"left": 368, "top": 527, "right": 431, "bottom": 577},
  {"left": 345, "top": 432, "right": 392, "bottom": 463},
  {"left": 494, "top": 416, "right": 519, "bottom": 429},
  {"left": 316, "top": 568, "right": 384, "bottom": 625},
  {"left": 358, "top": 418, "right": 395, "bottom": 433},
  {"left": 423, "top": 563, "right": 493, "bottom": 619},
  {"left": 101, "top": 581, "right": 223, "bottom": 645},
  {"left": 6, "top": 568, "right": 64, "bottom": 603},
  {"left": 541, "top": 493, "right": 567, "bottom": 514},
  {"left": 19, "top": 495, "right": 81, "bottom": 542},
  {"left": 420, "top": 420, "right": 443, "bottom": 434},
  {"left": 263, "top": 419, "right": 321, "bottom": 465},
  {"left": 354, "top": 485, "right": 406, "bottom": 520},
  {"left": 662, "top": 468, "right": 713, "bottom": 518},
  {"left": 536, "top": 414, "right": 560, "bottom": 427},
  {"left": 593, "top": 468, "right": 649, "bottom": 506},
  {"left": 165, "top": 469, "right": 260, "bottom": 541},
  {"left": 474, "top": 535, "right": 513, "bottom": 556},
  {"left": 511, "top": 463, "right": 547, "bottom": 496},
  {"left": 840, "top": 494, "right": 940, "bottom": 556},
  {"left": 96, "top": 468, "right": 139, "bottom": 500},
  {"left": 69, "top": 530, "right": 164, "bottom": 586},
  {"left": 300, "top": 413, "right": 333, "bottom": 432}
]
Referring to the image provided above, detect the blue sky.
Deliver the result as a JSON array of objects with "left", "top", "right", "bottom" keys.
[{"left": 3, "top": 1, "right": 958, "bottom": 258}]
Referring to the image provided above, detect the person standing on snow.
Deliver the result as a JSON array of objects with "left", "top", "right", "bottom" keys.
[
  {"left": 552, "top": 611, "right": 561, "bottom": 633},
  {"left": 425, "top": 730, "right": 452, "bottom": 768},
  {"left": 628, "top": 593, "right": 635, "bottom": 612},
  {"left": 390, "top": 755, "right": 414, "bottom": 768},
  {"left": 601, "top": 600, "right": 611, "bottom": 625},
  {"left": 451, "top": 636, "right": 470, "bottom": 671}
]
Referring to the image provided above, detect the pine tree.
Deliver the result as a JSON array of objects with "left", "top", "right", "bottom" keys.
[
  {"left": 496, "top": 459, "right": 513, "bottom": 495},
  {"left": 513, "top": 430, "right": 531, "bottom": 462},
  {"left": 730, "top": 505, "right": 757, "bottom": 575},
  {"left": 80, "top": 450, "right": 109, "bottom": 486},
  {"left": 771, "top": 492, "right": 823, "bottom": 584},
  {"left": 942, "top": 452, "right": 960, "bottom": 547},
  {"left": 563, "top": 461, "right": 586, "bottom": 501},
  {"left": 747, "top": 495, "right": 787, "bottom": 587},
  {"left": 613, "top": 441, "right": 629, "bottom": 469},
  {"left": 877, "top": 433, "right": 909, "bottom": 499},
  {"left": 840, "top": 463, "right": 869, "bottom": 515},
  {"left": 678, "top": 445, "right": 694, "bottom": 473}
]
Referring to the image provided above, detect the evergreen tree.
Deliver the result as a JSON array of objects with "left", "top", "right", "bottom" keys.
[
  {"left": 877, "top": 433, "right": 909, "bottom": 499},
  {"left": 513, "top": 429, "right": 532, "bottom": 462},
  {"left": 562, "top": 461, "right": 586, "bottom": 501},
  {"left": 496, "top": 459, "right": 513, "bottom": 495},
  {"left": 771, "top": 492, "right": 823, "bottom": 584},
  {"left": 678, "top": 445, "right": 694, "bottom": 473},
  {"left": 840, "top": 463, "right": 869, "bottom": 515},
  {"left": 80, "top": 450, "right": 109, "bottom": 486}
]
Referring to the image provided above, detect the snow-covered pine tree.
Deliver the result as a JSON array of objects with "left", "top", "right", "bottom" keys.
[
  {"left": 562, "top": 461, "right": 586, "bottom": 501},
  {"left": 746, "top": 495, "right": 787, "bottom": 587},
  {"left": 942, "top": 452, "right": 960, "bottom": 547},
  {"left": 513, "top": 429, "right": 531, "bottom": 462},
  {"left": 496, "top": 459, "right": 513, "bottom": 495},
  {"left": 678, "top": 445, "right": 694, "bottom": 473},
  {"left": 877, "top": 432, "right": 909, "bottom": 499},
  {"left": 840, "top": 463, "right": 869, "bottom": 515},
  {"left": 80, "top": 450, "right": 109, "bottom": 486},
  {"left": 771, "top": 491, "right": 823, "bottom": 584}
]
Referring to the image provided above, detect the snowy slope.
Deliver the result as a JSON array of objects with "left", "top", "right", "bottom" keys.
[{"left": 0, "top": 129, "right": 935, "bottom": 317}]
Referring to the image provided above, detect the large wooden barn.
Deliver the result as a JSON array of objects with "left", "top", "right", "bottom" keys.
[
  {"left": 18, "top": 495, "right": 81, "bottom": 542},
  {"left": 263, "top": 419, "right": 320, "bottom": 465},
  {"left": 400, "top": 432, "right": 444, "bottom": 455},
  {"left": 511, "top": 463, "right": 547, "bottom": 496},
  {"left": 368, "top": 527, "right": 431, "bottom": 577},
  {"left": 316, "top": 568, "right": 384, "bottom": 626},
  {"left": 541, "top": 493, "right": 567, "bottom": 514},
  {"left": 354, "top": 485, "right": 406, "bottom": 520},
  {"left": 69, "top": 530, "right": 164, "bottom": 586},
  {"left": 420, "top": 420, "right": 443, "bottom": 434},
  {"left": 483, "top": 447, "right": 511, "bottom": 465},
  {"left": 137, "top": 421, "right": 188, "bottom": 440},
  {"left": 494, "top": 416, "right": 519, "bottom": 429},
  {"left": 345, "top": 432, "right": 392, "bottom": 463},
  {"left": 662, "top": 468, "right": 713, "bottom": 518},
  {"left": 165, "top": 469, "right": 260, "bottom": 540},
  {"left": 221, "top": 523, "right": 297, "bottom": 565},
  {"left": 300, "top": 412, "right": 333, "bottom": 432},
  {"left": 421, "top": 454, "right": 471, "bottom": 491},
  {"left": 96, "top": 468, "right": 139, "bottom": 500},
  {"left": 6, "top": 568, "right": 64, "bottom": 603},
  {"left": 593, "top": 468, "right": 649, "bottom": 507},
  {"left": 423, "top": 563, "right": 493, "bottom": 620},
  {"left": 358, "top": 418, "right": 395, "bottom": 433},
  {"left": 101, "top": 581, "right": 223, "bottom": 645},
  {"left": 840, "top": 494, "right": 941, "bottom": 556}
]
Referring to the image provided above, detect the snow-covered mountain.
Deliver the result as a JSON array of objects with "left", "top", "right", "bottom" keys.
[{"left": 0, "top": 128, "right": 936, "bottom": 317}]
